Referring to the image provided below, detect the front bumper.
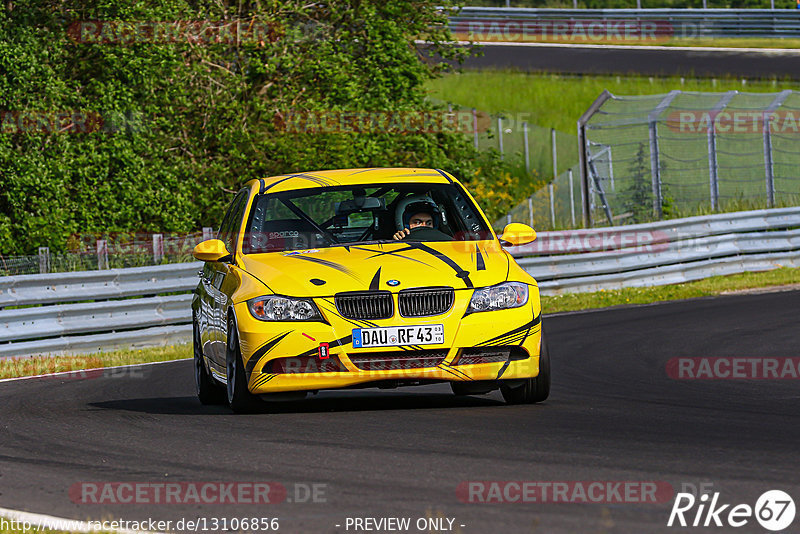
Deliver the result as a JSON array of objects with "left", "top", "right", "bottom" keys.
[{"left": 234, "top": 289, "right": 542, "bottom": 394}]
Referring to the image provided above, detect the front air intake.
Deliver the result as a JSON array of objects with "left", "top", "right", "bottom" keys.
[{"left": 335, "top": 291, "right": 394, "bottom": 320}]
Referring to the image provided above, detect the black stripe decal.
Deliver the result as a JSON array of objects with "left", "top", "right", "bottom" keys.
[
  {"left": 288, "top": 255, "right": 362, "bottom": 281},
  {"left": 496, "top": 360, "right": 511, "bottom": 379},
  {"left": 476, "top": 315, "right": 541, "bottom": 347},
  {"left": 247, "top": 331, "right": 291, "bottom": 376},
  {"left": 403, "top": 242, "right": 473, "bottom": 288},
  {"left": 475, "top": 245, "right": 486, "bottom": 271},
  {"left": 369, "top": 267, "right": 381, "bottom": 291},
  {"left": 434, "top": 169, "right": 454, "bottom": 183}
]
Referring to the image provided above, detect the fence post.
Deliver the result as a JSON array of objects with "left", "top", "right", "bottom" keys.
[
  {"left": 763, "top": 90, "right": 791, "bottom": 209},
  {"left": 153, "top": 233, "right": 164, "bottom": 264},
  {"left": 551, "top": 128, "right": 558, "bottom": 182},
  {"left": 648, "top": 91, "right": 680, "bottom": 220},
  {"left": 569, "top": 169, "right": 576, "bottom": 228},
  {"left": 578, "top": 90, "right": 613, "bottom": 228},
  {"left": 96, "top": 239, "right": 108, "bottom": 270},
  {"left": 648, "top": 122, "right": 663, "bottom": 219},
  {"left": 38, "top": 247, "right": 50, "bottom": 274},
  {"left": 707, "top": 91, "right": 736, "bottom": 211},
  {"left": 764, "top": 124, "right": 775, "bottom": 208},
  {"left": 528, "top": 196, "right": 534, "bottom": 228},
  {"left": 202, "top": 227, "right": 214, "bottom": 241},
  {"left": 523, "top": 121, "right": 530, "bottom": 173},
  {"left": 498, "top": 116, "right": 504, "bottom": 160},
  {"left": 472, "top": 108, "right": 478, "bottom": 150}
]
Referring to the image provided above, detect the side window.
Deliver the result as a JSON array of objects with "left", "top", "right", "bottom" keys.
[{"left": 217, "top": 190, "right": 248, "bottom": 255}]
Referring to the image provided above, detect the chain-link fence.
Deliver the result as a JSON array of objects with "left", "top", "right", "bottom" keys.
[
  {"left": 500, "top": 90, "right": 800, "bottom": 231},
  {"left": 0, "top": 230, "right": 213, "bottom": 277}
]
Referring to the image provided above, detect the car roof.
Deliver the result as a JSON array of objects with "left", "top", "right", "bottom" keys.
[{"left": 247, "top": 167, "right": 455, "bottom": 194}]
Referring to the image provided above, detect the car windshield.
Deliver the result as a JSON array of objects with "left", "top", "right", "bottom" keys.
[{"left": 242, "top": 182, "right": 493, "bottom": 254}]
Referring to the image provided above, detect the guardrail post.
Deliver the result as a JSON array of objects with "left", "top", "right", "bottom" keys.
[
  {"left": 202, "top": 227, "right": 214, "bottom": 241},
  {"left": 153, "top": 233, "right": 164, "bottom": 264},
  {"left": 96, "top": 239, "right": 108, "bottom": 270},
  {"left": 38, "top": 247, "right": 50, "bottom": 274}
]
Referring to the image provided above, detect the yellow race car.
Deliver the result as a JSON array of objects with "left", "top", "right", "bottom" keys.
[{"left": 191, "top": 168, "right": 548, "bottom": 412}]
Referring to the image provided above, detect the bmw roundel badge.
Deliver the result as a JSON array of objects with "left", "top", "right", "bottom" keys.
[{"left": 387, "top": 279, "right": 400, "bottom": 287}]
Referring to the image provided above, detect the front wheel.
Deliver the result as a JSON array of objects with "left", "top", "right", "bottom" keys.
[
  {"left": 501, "top": 331, "right": 551, "bottom": 405},
  {"left": 226, "top": 317, "right": 263, "bottom": 413},
  {"left": 194, "top": 319, "right": 225, "bottom": 405}
]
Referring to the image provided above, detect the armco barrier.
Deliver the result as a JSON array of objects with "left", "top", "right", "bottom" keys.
[
  {"left": 1, "top": 207, "right": 798, "bottom": 357},
  {"left": 450, "top": 8, "right": 800, "bottom": 40}
]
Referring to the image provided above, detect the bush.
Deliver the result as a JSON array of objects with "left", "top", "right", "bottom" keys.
[{"left": 0, "top": 1, "right": 509, "bottom": 254}]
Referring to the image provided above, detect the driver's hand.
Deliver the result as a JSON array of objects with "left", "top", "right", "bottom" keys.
[{"left": 392, "top": 228, "right": 410, "bottom": 241}]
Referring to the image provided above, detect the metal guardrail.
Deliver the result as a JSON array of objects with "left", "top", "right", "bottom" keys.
[
  {"left": 0, "top": 262, "right": 201, "bottom": 307},
  {"left": 1, "top": 208, "right": 798, "bottom": 357},
  {"left": 518, "top": 207, "right": 800, "bottom": 293},
  {"left": 450, "top": 8, "right": 800, "bottom": 39}
]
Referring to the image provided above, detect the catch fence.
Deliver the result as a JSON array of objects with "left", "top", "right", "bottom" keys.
[{"left": 500, "top": 90, "right": 800, "bottom": 231}]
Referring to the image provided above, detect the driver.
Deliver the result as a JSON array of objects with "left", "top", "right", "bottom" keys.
[{"left": 392, "top": 201, "right": 451, "bottom": 241}]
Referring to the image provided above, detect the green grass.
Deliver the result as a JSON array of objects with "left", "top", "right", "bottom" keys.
[
  {"left": 425, "top": 70, "right": 799, "bottom": 133},
  {"left": 541, "top": 266, "right": 800, "bottom": 313},
  {"left": 0, "top": 344, "right": 190, "bottom": 380}
]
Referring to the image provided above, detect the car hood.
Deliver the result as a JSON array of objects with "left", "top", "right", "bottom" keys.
[{"left": 239, "top": 240, "right": 509, "bottom": 297}]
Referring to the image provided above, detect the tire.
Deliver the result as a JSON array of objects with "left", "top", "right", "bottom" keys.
[
  {"left": 194, "top": 319, "right": 225, "bottom": 405},
  {"left": 225, "top": 317, "right": 263, "bottom": 413},
  {"left": 501, "top": 331, "right": 551, "bottom": 405}
]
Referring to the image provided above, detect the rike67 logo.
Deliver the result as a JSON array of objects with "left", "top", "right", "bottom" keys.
[{"left": 668, "top": 490, "right": 795, "bottom": 531}]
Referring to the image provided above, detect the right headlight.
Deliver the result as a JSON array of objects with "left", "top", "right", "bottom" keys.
[
  {"left": 467, "top": 282, "right": 528, "bottom": 313},
  {"left": 247, "top": 295, "right": 323, "bottom": 322}
]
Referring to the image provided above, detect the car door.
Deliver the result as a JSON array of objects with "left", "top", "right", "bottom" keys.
[{"left": 209, "top": 189, "right": 250, "bottom": 370}]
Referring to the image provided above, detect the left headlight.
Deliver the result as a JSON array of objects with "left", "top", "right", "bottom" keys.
[
  {"left": 467, "top": 282, "right": 529, "bottom": 313},
  {"left": 247, "top": 295, "right": 323, "bottom": 321}
]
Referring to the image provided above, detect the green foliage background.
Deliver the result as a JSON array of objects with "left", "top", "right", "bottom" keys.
[{"left": 0, "top": 1, "right": 506, "bottom": 254}]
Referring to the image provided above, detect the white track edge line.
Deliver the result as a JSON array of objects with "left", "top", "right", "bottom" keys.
[{"left": 0, "top": 358, "right": 191, "bottom": 384}]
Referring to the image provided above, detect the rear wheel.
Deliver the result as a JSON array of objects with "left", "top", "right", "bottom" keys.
[
  {"left": 501, "top": 331, "right": 550, "bottom": 405},
  {"left": 226, "top": 317, "right": 263, "bottom": 413},
  {"left": 194, "top": 319, "right": 225, "bottom": 405}
]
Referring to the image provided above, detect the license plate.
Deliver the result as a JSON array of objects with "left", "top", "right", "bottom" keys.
[{"left": 352, "top": 324, "right": 444, "bottom": 348}]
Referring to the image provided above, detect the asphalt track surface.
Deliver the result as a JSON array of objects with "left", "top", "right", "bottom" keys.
[
  {"left": 459, "top": 42, "right": 800, "bottom": 79},
  {"left": 1, "top": 289, "right": 799, "bottom": 533}
]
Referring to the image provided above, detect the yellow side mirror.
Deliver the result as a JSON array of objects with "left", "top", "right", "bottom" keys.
[
  {"left": 193, "top": 239, "right": 232, "bottom": 262},
  {"left": 499, "top": 223, "right": 537, "bottom": 246}
]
